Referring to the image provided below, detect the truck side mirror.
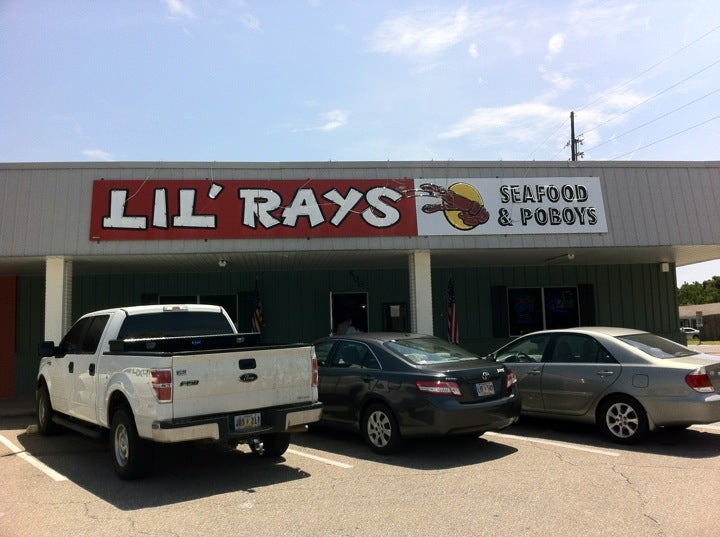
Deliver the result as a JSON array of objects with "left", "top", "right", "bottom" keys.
[{"left": 38, "top": 341, "right": 59, "bottom": 357}]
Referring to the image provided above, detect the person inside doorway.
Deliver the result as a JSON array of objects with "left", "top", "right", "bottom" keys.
[{"left": 337, "top": 310, "right": 360, "bottom": 335}]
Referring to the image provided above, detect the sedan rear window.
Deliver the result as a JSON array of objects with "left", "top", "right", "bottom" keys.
[
  {"left": 617, "top": 333, "right": 698, "bottom": 359},
  {"left": 386, "top": 338, "right": 479, "bottom": 365}
]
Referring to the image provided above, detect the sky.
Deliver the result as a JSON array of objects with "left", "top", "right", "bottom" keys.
[{"left": 1, "top": 0, "right": 718, "bottom": 282}]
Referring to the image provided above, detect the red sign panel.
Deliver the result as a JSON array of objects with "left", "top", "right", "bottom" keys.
[{"left": 90, "top": 179, "right": 419, "bottom": 240}]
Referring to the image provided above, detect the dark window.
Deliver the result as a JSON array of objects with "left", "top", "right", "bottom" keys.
[
  {"left": 507, "top": 287, "right": 580, "bottom": 336},
  {"left": 544, "top": 287, "right": 579, "bottom": 330},
  {"left": 81, "top": 315, "right": 110, "bottom": 353},
  {"left": 508, "top": 288, "right": 543, "bottom": 335},
  {"left": 494, "top": 334, "right": 552, "bottom": 363},
  {"left": 332, "top": 341, "right": 379, "bottom": 369},
  {"left": 116, "top": 311, "right": 234, "bottom": 339},
  {"left": 60, "top": 317, "right": 93, "bottom": 354},
  {"left": 60, "top": 314, "right": 110, "bottom": 354},
  {"left": 314, "top": 341, "right": 335, "bottom": 367}
]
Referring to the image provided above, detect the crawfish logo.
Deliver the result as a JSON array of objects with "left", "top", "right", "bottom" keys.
[{"left": 409, "top": 183, "right": 490, "bottom": 230}]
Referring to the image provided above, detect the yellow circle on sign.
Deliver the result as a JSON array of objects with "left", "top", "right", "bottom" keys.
[{"left": 444, "top": 182, "right": 484, "bottom": 230}]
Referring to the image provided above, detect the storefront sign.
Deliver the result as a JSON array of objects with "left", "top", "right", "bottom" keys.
[{"left": 90, "top": 177, "right": 607, "bottom": 240}]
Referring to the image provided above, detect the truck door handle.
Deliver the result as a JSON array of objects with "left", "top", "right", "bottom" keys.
[
  {"left": 596, "top": 370, "right": 615, "bottom": 377},
  {"left": 238, "top": 359, "right": 256, "bottom": 370},
  {"left": 68, "top": 362, "right": 74, "bottom": 373},
  {"left": 528, "top": 368, "right": 542, "bottom": 375},
  {"left": 89, "top": 363, "right": 96, "bottom": 376}
]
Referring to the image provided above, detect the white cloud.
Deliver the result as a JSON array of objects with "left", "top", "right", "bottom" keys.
[
  {"left": 539, "top": 66, "right": 575, "bottom": 92},
  {"left": 82, "top": 149, "right": 114, "bottom": 161},
  {"left": 161, "top": 0, "right": 195, "bottom": 19},
  {"left": 468, "top": 43, "right": 479, "bottom": 58},
  {"left": 568, "top": 1, "right": 644, "bottom": 37},
  {"left": 241, "top": 13, "right": 261, "bottom": 31},
  {"left": 304, "top": 110, "right": 349, "bottom": 132},
  {"left": 546, "top": 32, "right": 565, "bottom": 59},
  {"left": 370, "top": 6, "right": 473, "bottom": 56}
]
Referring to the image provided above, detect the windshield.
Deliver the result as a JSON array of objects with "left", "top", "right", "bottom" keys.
[
  {"left": 385, "top": 337, "right": 480, "bottom": 365},
  {"left": 618, "top": 333, "right": 698, "bottom": 359}
]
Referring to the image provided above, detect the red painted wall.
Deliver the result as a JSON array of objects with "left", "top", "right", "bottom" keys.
[{"left": 0, "top": 276, "right": 17, "bottom": 398}]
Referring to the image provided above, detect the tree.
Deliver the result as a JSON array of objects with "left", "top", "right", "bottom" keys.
[{"left": 678, "top": 276, "right": 720, "bottom": 305}]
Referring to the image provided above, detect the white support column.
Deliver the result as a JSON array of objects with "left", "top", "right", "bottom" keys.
[
  {"left": 44, "top": 256, "right": 73, "bottom": 341},
  {"left": 408, "top": 250, "right": 433, "bottom": 335}
]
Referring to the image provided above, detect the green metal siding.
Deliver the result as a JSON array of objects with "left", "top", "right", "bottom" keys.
[
  {"left": 13, "top": 262, "right": 680, "bottom": 396},
  {"left": 15, "top": 275, "right": 45, "bottom": 397}
]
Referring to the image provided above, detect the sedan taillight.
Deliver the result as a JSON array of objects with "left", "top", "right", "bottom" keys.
[
  {"left": 685, "top": 367, "right": 715, "bottom": 393},
  {"left": 416, "top": 380, "right": 462, "bottom": 396}
]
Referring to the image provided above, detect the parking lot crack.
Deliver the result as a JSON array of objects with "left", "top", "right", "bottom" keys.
[{"left": 612, "top": 465, "right": 662, "bottom": 532}]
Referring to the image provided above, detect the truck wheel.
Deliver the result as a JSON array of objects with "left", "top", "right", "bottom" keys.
[
  {"left": 251, "top": 433, "right": 291, "bottom": 457},
  {"left": 36, "top": 384, "right": 60, "bottom": 435},
  {"left": 110, "top": 408, "right": 153, "bottom": 479}
]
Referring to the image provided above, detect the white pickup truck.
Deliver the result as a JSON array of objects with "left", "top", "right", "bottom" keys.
[{"left": 36, "top": 304, "right": 322, "bottom": 479}]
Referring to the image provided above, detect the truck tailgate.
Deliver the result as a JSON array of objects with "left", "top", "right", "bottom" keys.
[{"left": 171, "top": 345, "right": 314, "bottom": 419}]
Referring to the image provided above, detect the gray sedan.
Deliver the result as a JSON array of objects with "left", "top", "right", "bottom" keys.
[{"left": 487, "top": 327, "right": 720, "bottom": 444}]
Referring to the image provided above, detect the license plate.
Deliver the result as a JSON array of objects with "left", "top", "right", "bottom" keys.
[
  {"left": 234, "top": 412, "right": 261, "bottom": 430},
  {"left": 476, "top": 381, "right": 495, "bottom": 397}
]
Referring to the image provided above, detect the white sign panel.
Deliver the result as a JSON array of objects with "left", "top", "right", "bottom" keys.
[{"left": 413, "top": 177, "right": 607, "bottom": 235}]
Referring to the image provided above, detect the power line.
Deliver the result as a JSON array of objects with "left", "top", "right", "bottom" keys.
[
  {"left": 582, "top": 59, "right": 720, "bottom": 136},
  {"left": 585, "top": 87, "right": 720, "bottom": 153},
  {"left": 577, "top": 23, "right": 720, "bottom": 114},
  {"left": 608, "top": 114, "right": 720, "bottom": 160}
]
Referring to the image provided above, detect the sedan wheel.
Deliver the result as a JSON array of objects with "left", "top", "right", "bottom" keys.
[
  {"left": 361, "top": 403, "right": 403, "bottom": 454},
  {"left": 598, "top": 395, "right": 648, "bottom": 444}
]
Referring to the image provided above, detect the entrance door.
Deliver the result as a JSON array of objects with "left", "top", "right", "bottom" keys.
[{"left": 331, "top": 292, "right": 368, "bottom": 334}]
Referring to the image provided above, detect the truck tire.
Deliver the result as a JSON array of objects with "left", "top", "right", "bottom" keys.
[
  {"left": 36, "top": 384, "right": 60, "bottom": 436},
  {"left": 110, "top": 407, "right": 153, "bottom": 479},
  {"left": 251, "top": 433, "right": 291, "bottom": 457}
]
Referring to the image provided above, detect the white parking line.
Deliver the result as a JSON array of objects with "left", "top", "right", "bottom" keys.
[
  {"left": 286, "top": 448, "right": 354, "bottom": 468},
  {"left": 485, "top": 431, "right": 621, "bottom": 457},
  {"left": 692, "top": 424, "right": 720, "bottom": 431},
  {"left": 0, "top": 434, "right": 68, "bottom": 481}
]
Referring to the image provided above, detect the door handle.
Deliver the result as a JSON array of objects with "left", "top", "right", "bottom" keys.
[
  {"left": 527, "top": 368, "right": 542, "bottom": 375},
  {"left": 89, "top": 363, "right": 96, "bottom": 376},
  {"left": 238, "top": 358, "right": 257, "bottom": 370},
  {"left": 68, "top": 361, "right": 74, "bottom": 374},
  {"left": 596, "top": 370, "right": 615, "bottom": 377}
]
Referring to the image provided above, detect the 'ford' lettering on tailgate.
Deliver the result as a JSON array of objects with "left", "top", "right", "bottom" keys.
[
  {"left": 240, "top": 373, "right": 258, "bottom": 382},
  {"left": 179, "top": 380, "right": 199, "bottom": 387}
]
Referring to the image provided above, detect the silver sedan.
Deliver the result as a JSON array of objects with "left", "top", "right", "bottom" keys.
[{"left": 487, "top": 327, "right": 720, "bottom": 444}]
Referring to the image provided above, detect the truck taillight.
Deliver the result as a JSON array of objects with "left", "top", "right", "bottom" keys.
[
  {"left": 505, "top": 371, "right": 517, "bottom": 389},
  {"left": 151, "top": 369, "right": 173, "bottom": 402},
  {"left": 311, "top": 355, "right": 319, "bottom": 387}
]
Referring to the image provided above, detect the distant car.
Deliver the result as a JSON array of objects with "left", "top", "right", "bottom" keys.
[
  {"left": 486, "top": 327, "right": 720, "bottom": 444},
  {"left": 680, "top": 326, "right": 700, "bottom": 336},
  {"left": 312, "top": 333, "right": 521, "bottom": 453}
]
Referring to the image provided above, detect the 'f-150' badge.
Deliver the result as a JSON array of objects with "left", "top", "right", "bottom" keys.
[{"left": 239, "top": 373, "right": 258, "bottom": 382}]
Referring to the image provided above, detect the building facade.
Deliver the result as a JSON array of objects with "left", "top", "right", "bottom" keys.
[{"left": 1, "top": 160, "right": 719, "bottom": 399}]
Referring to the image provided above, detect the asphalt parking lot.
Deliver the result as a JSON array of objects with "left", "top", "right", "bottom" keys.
[
  {"left": 1, "top": 412, "right": 719, "bottom": 537},
  {"left": 2, "top": 344, "right": 719, "bottom": 536}
]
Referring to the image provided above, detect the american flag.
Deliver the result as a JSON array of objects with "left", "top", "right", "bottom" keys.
[
  {"left": 446, "top": 278, "right": 459, "bottom": 344},
  {"left": 251, "top": 279, "right": 264, "bottom": 333}
]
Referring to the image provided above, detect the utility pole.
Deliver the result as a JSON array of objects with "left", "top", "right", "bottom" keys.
[{"left": 569, "top": 111, "right": 584, "bottom": 161}]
